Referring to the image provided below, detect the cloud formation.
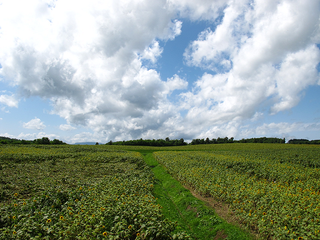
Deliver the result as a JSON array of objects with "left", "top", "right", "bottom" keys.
[
  {"left": 0, "top": 0, "right": 319, "bottom": 142},
  {"left": 182, "top": 0, "right": 320, "bottom": 132},
  {"left": 242, "top": 122, "right": 320, "bottom": 140},
  {"left": 0, "top": 94, "right": 18, "bottom": 108},
  {"left": 23, "top": 117, "right": 46, "bottom": 130},
  {"left": 59, "top": 124, "right": 76, "bottom": 131},
  {"left": 0, "top": 132, "right": 60, "bottom": 141}
]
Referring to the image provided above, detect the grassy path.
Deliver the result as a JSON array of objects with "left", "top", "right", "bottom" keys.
[{"left": 140, "top": 151, "right": 254, "bottom": 240}]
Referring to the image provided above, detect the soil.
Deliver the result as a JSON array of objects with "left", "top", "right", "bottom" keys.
[{"left": 213, "top": 230, "right": 228, "bottom": 240}]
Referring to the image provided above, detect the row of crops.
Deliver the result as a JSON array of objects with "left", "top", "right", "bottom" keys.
[
  {"left": 154, "top": 146, "right": 320, "bottom": 240},
  {"left": 0, "top": 145, "right": 189, "bottom": 239}
]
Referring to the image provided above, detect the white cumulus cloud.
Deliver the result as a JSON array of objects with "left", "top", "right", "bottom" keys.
[
  {"left": 0, "top": 94, "right": 18, "bottom": 107},
  {"left": 164, "top": 74, "right": 188, "bottom": 95},
  {"left": 0, "top": 0, "right": 184, "bottom": 140},
  {"left": 182, "top": 0, "right": 320, "bottom": 134},
  {"left": 252, "top": 122, "right": 320, "bottom": 140},
  {"left": 59, "top": 124, "right": 76, "bottom": 131},
  {"left": 17, "top": 132, "right": 60, "bottom": 141},
  {"left": 140, "top": 41, "right": 163, "bottom": 64},
  {"left": 23, "top": 117, "right": 46, "bottom": 130},
  {"left": 168, "top": 0, "right": 228, "bottom": 21},
  {"left": 0, "top": 0, "right": 319, "bottom": 141}
]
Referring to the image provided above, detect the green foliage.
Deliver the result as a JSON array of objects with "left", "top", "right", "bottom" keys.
[
  {"left": 154, "top": 145, "right": 320, "bottom": 240},
  {"left": 288, "top": 139, "right": 320, "bottom": 144},
  {"left": 107, "top": 138, "right": 187, "bottom": 147},
  {"left": 190, "top": 137, "right": 285, "bottom": 145},
  {"left": 51, "top": 139, "right": 65, "bottom": 145},
  {"left": 142, "top": 152, "right": 252, "bottom": 240},
  {"left": 0, "top": 136, "right": 65, "bottom": 145},
  {"left": 0, "top": 145, "right": 187, "bottom": 239},
  {"left": 3, "top": 143, "right": 319, "bottom": 239}
]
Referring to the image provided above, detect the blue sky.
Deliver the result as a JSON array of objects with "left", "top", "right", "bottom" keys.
[{"left": 0, "top": 0, "right": 320, "bottom": 144}]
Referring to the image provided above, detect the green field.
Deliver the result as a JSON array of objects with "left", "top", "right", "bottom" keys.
[{"left": 0, "top": 144, "right": 319, "bottom": 239}]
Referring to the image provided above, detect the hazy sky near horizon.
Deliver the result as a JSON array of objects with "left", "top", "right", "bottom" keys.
[{"left": 0, "top": 0, "right": 320, "bottom": 143}]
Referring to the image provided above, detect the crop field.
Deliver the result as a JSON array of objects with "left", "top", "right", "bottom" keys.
[
  {"left": 0, "top": 145, "right": 190, "bottom": 239},
  {"left": 1, "top": 143, "right": 319, "bottom": 240},
  {"left": 154, "top": 144, "right": 320, "bottom": 240}
]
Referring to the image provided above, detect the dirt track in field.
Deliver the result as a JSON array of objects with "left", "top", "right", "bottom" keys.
[{"left": 183, "top": 185, "right": 261, "bottom": 240}]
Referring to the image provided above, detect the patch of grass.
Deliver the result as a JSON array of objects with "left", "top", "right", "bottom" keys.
[{"left": 142, "top": 152, "right": 254, "bottom": 240}]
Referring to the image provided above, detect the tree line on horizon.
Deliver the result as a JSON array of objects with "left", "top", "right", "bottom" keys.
[
  {"left": 287, "top": 139, "right": 320, "bottom": 144},
  {"left": 107, "top": 136, "right": 287, "bottom": 146},
  {"left": 107, "top": 137, "right": 187, "bottom": 146},
  {"left": 1, "top": 136, "right": 319, "bottom": 146},
  {"left": 0, "top": 136, "right": 66, "bottom": 145},
  {"left": 177, "top": 136, "right": 286, "bottom": 145},
  {"left": 185, "top": 137, "right": 318, "bottom": 145}
]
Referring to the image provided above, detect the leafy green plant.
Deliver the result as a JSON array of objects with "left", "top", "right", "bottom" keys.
[
  {"left": 154, "top": 147, "right": 320, "bottom": 240},
  {"left": 0, "top": 145, "right": 187, "bottom": 239}
]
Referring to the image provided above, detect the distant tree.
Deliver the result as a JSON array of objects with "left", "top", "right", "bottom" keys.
[
  {"left": 41, "top": 137, "right": 50, "bottom": 144},
  {"left": 51, "top": 139, "right": 65, "bottom": 145},
  {"left": 34, "top": 137, "right": 50, "bottom": 144},
  {"left": 310, "top": 139, "right": 320, "bottom": 144},
  {"left": 288, "top": 139, "right": 309, "bottom": 144},
  {"left": 95, "top": 142, "right": 99, "bottom": 145},
  {"left": 21, "top": 139, "right": 31, "bottom": 144},
  {"left": 217, "top": 137, "right": 224, "bottom": 144}
]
